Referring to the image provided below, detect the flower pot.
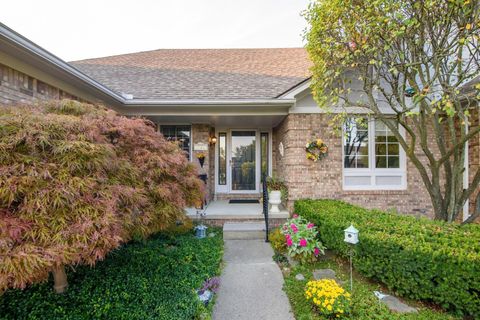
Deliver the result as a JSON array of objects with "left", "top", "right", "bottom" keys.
[
  {"left": 269, "top": 190, "right": 282, "bottom": 213},
  {"left": 198, "top": 157, "right": 205, "bottom": 168}
]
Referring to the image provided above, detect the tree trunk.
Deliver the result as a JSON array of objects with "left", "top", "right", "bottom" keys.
[{"left": 52, "top": 265, "right": 68, "bottom": 294}]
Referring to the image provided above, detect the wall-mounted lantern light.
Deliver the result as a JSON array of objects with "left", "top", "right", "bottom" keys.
[{"left": 209, "top": 136, "right": 217, "bottom": 146}]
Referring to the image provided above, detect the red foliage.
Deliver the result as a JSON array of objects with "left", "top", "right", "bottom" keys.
[{"left": 0, "top": 100, "right": 204, "bottom": 292}]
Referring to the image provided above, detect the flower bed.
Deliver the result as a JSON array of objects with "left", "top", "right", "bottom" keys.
[
  {"left": 305, "top": 279, "right": 351, "bottom": 317},
  {"left": 0, "top": 229, "right": 223, "bottom": 320},
  {"left": 281, "top": 215, "right": 325, "bottom": 263},
  {"left": 279, "top": 258, "right": 459, "bottom": 320},
  {"left": 294, "top": 199, "right": 480, "bottom": 317}
]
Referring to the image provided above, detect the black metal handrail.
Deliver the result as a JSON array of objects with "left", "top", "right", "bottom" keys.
[{"left": 262, "top": 174, "right": 269, "bottom": 242}]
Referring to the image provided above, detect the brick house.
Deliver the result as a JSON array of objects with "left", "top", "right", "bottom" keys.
[{"left": 1, "top": 22, "right": 478, "bottom": 221}]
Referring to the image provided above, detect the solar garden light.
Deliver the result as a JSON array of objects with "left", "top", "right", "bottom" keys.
[
  {"left": 344, "top": 224, "right": 359, "bottom": 291},
  {"left": 195, "top": 224, "right": 208, "bottom": 239}
]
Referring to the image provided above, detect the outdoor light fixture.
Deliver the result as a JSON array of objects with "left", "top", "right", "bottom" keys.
[
  {"left": 209, "top": 136, "right": 217, "bottom": 145},
  {"left": 195, "top": 224, "right": 208, "bottom": 239},
  {"left": 344, "top": 224, "right": 359, "bottom": 291}
]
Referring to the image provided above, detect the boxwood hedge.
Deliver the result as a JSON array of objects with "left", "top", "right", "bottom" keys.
[
  {"left": 0, "top": 229, "right": 223, "bottom": 320},
  {"left": 294, "top": 199, "right": 480, "bottom": 317}
]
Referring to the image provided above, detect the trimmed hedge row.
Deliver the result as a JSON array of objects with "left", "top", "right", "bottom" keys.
[{"left": 294, "top": 199, "right": 480, "bottom": 317}]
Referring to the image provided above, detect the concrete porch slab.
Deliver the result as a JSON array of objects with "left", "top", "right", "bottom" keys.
[{"left": 186, "top": 200, "right": 289, "bottom": 220}]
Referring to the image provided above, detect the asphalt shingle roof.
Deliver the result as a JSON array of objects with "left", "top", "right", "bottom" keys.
[{"left": 70, "top": 48, "right": 312, "bottom": 100}]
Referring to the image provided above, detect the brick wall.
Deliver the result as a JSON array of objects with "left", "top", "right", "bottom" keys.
[
  {"left": 273, "top": 113, "right": 435, "bottom": 217},
  {"left": 0, "top": 63, "right": 78, "bottom": 104}
]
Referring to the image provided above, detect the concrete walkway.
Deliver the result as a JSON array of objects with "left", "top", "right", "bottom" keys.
[{"left": 212, "top": 240, "right": 294, "bottom": 320}]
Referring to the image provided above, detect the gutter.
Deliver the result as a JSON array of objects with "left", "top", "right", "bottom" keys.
[{"left": 123, "top": 99, "right": 296, "bottom": 107}]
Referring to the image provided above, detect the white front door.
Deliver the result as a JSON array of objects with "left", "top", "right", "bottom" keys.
[{"left": 215, "top": 129, "right": 271, "bottom": 194}]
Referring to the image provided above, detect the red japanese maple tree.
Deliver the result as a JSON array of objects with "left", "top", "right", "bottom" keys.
[{"left": 0, "top": 100, "right": 204, "bottom": 293}]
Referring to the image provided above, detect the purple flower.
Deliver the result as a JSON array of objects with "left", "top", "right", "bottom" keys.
[{"left": 200, "top": 277, "right": 221, "bottom": 294}]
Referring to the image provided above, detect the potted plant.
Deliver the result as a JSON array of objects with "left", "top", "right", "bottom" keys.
[
  {"left": 196, "top": 152, "right": 206, "bottom": 168},
  {"left": 266, "top": 176, "right": 288, "bottom": 212}
]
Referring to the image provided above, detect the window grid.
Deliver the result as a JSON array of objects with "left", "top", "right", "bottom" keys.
[
  {"left": 160, "top": 125, "right": 191, "bottom": 160},
  {"left": 343, "top": 117, "right": 405, "bottom": 190},
  {"left": 344, "top": 118, "right": 369, "bottom": 169},
  {"left": 375, "top": 121, "right": 400, "bottom": 169}
]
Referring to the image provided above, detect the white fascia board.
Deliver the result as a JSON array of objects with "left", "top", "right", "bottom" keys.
[{"left": 119, "top": 101, "right": 293, "bottom": 116}]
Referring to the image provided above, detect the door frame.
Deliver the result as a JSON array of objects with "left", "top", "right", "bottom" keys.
[{"left": 214, "top": 128, "right": 272, "bottom": 195}]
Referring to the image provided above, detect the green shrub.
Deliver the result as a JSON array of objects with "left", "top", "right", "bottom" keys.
[
  {"left": 0, "top": 230, "right": 223, "bottom": 320},
  {"left": 269, "top": 228, "right": 287, "bottom": 254},
  {"left": 294, "top": 199, "right": 480, "bottom": 317}
]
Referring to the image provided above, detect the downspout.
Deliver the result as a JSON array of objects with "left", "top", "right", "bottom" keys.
[{"left": 463, "top": 122, "right": 469, "bottom": 222}]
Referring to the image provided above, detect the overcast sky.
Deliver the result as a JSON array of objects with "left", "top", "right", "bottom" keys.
[{"left": 1, "top": 0, "right": 310, "bottom": 61}]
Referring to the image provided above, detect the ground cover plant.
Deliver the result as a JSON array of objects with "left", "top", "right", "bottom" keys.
[
  {"left": 0, "top": 100, "right": 204, "bottom": 293},
  {"left": 294, "top": 199, "right": 480, "bottom": 317},
  {"left": 0, "top": 229, "right": 223, "bottom": 320}
]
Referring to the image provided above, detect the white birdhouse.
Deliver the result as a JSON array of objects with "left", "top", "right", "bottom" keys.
[{"left": 344, "top": 224, "right": 359, "bottom": 245}]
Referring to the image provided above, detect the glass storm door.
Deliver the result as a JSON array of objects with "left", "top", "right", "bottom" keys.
[{"left": 230, "top": 131, "right": 256, "bottom": 191}]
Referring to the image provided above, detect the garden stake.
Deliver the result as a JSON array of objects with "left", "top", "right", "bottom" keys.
[
  {"left": 349, "top": 247, "right": 353, "bottom": 292},
  {"left": 344, "top": 224, "right": 359, "bottom": 293}
]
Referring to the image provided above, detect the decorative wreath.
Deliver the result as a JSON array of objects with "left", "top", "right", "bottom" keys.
[{"left": 305, "top": 139, "right": 328, "bottom": 162}]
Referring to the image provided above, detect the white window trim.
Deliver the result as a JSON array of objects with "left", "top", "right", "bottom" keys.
[{"left": 342, "top": 118, "right": 407, "bottom": 191}]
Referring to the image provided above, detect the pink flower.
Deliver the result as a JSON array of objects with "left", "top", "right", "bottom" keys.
[
  {"left": 286, "top": 238, "right": 293, "bottom": 247},
  {"left": 299, "top": 238, "right": 307, "bottom": 247},
  {"left": 290, "top": 224, "right": 298, "bottom": 233},
  {"left": 283, "top": 225, "right": 287, "bottom": 230},
  {"left": 314, "top": 247, "right": 320, "bottom": 256},
  {"left": 307, "top": 223, "right": 315, "bottom": 229},
  {"left": 293, "top": 214, "right": 298, "bottom": 218},
  {"left": 285, "top": 234, "right": 291, "bottom": 240}
]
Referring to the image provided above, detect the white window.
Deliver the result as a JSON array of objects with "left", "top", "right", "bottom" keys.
[{"left": 343, "top": 117, "right": 406, "bottom": 190}]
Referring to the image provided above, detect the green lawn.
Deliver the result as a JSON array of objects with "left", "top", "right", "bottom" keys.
[
  {"left": 280, "top": 255, "right": 460, "bottom": 320},
  {"left": 0, "top": 229, "right": 223, "bottom": 320}
]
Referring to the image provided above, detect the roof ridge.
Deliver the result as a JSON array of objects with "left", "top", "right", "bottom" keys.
[{"left": 70, "top": 47, "right": 306, "bottom": 63}]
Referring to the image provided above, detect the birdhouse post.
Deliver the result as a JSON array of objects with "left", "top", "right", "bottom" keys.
[{"left": 344, "top": 224, "right": 359, "bottom": 291}]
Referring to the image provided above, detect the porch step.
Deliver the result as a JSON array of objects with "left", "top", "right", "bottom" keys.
[{"left": 223, "top": 222, "right": 266, "bottom": 240}]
